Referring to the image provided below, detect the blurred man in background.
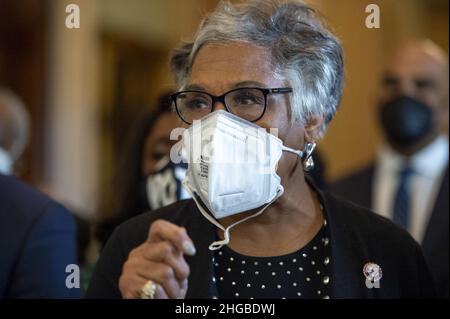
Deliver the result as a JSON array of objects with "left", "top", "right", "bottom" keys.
[
  {"left": 0, "top": 87, "right": 79, "bottom": 298},
  {"left": 332, "top": 40, "right": 449, "bottom": 298},
  {"left": 0, "top": 88, "right": 30, "bottom": 175}
]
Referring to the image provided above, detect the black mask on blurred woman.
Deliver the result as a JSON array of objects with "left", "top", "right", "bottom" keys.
[
  {"left": 379, "top": 95, "right": 434, "bottom": 147},
  {"left": 139, "top": 156, "right": 189, "bottom": 211}
]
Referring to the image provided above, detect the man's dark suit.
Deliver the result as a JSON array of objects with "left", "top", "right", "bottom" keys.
[
  {"left": 0, "top": 174, "right": 80, "bottom": 298},
  {"left": 331, "top": 166, "right": 449, "bottom": 298}
]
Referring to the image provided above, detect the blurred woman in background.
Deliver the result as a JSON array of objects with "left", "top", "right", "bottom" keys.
[{"left": 96, "top": 93, "right": 185, "bottom": 248}]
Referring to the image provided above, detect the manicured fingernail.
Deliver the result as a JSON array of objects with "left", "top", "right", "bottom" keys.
[
  {"left": 178, "top": 288, "right": 186, "bottom": 299},
  {"left": 182, "top": 241, "right": 196, "bottom": 256}
]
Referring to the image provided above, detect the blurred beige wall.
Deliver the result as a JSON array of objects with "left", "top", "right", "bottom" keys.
[
  {"left": 46, "top": 0, "right": 100, "bottom": 216},
  {"left": 98, "top": 0, "right": 218, "bottom": 95}
]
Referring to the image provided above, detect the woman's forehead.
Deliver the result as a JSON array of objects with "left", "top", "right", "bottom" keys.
[{"left": 187, "top": 43, "right": 284, "bottom": 93}]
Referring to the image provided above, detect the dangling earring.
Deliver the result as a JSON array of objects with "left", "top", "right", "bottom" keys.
[{"left": 301, "top": 142, "right": 316, "bottom": 171}]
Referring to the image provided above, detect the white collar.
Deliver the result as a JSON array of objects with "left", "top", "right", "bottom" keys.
[
  {"left": 377, "top": 135, "right": 449, "bottom": 179},
  {"left": 0, "top": 147, "right": 13, "bottom": 175}
]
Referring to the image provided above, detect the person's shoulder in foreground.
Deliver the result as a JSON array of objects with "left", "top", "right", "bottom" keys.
[
  {"left": 0, "top": 174, "right": 79, "bottom": 298},
  {"left": 86, "top": 192, "right": 436, "bottom": 299}
]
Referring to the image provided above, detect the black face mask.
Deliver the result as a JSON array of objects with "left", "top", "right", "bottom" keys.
[
  {"left": 379, "top": 95, "right": 434, "bottom": 147},
  {"left": 138, "top": 156, "right": 189, "bottom": 211}
]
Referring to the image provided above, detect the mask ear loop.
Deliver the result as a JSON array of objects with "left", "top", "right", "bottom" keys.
[
  {"left": 282, "top": 145, "right": 303, "bottom": 158},
  {"left": 183, "top": 180, "right": 284, "bottom": 250},
  {"left": 282, "top": 143, "right": 316, "bottom": 161}
]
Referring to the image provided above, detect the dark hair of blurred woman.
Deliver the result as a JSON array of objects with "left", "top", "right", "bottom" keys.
[{"left": 96, "top": 93, "right": 180, "bottom": 248}]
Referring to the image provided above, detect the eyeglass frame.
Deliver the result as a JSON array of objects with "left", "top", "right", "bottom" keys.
[{"left": 170, "top": 87, "right": 293, "bottom": 124}]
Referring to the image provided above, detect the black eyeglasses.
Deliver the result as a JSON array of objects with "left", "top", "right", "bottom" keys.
[{"left": 170, "top": 87, "right": 293, "bottom": 124}]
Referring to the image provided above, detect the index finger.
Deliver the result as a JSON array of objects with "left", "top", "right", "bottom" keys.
[{"left": 147, "top": 220, "right": 196, "bottom": 256}]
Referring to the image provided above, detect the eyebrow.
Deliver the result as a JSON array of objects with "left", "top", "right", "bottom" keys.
[{"left": 183, "top": 81, "right": 270, "bottom": 92}]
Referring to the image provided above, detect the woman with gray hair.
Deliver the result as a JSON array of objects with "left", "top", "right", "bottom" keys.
[{"left": 87, "top": 0, "right": 434, "bottom": 299}]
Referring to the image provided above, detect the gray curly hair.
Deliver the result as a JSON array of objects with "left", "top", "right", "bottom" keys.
[{"left": 170, "top": 0, "right": 344, "bottom": 137}]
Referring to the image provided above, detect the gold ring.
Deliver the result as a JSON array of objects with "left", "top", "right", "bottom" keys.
[{"left": 140, "top": 280, "right": 157, "bottom": 299}]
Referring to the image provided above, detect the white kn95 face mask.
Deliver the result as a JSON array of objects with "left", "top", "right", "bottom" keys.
[{"left": 182, "top": 110, "right": 304, "bottom": 250}]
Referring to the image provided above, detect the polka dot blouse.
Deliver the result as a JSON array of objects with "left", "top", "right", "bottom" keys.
[{"left": 212, "top": 220, "right": 331, "bottom": 299}]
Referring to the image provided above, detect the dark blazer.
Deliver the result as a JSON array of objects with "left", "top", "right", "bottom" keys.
[
  {"left": 86, "top": 182, "right": 435, "bottom": 299},
  {"left": 331, "top": 166, "right": 449, "bottom": 298},
  {"left": 0, "top": 174, "right": 80, "bottom": 298}
]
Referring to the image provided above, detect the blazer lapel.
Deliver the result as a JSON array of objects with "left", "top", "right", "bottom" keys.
[
  {"left": 422, "top": 167, "right": 449, "bottom": 250},
  {"left": 314, "top": 184, "right": 373, "bottom": 298}
]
